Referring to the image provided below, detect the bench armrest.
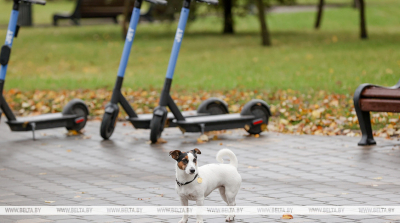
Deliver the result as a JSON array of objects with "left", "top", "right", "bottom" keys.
[
  {"left": 20, "top": 0, "right": 46, "bottom": 5},
  {"left": 196, "top": 0, "right": 218, "bottom": 5},
  {"left": 145, "top": 0, "right": 167, "bottom": 5}
]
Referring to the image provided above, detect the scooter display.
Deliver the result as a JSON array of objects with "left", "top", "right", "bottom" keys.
[
  {"left": 149, "top": 0, "right": 271, "bottom": 143},
  {"left": 100, "top": 0, "right": 229, "bottom": 140},
  {"left": 0, "top": 0, "right": 89, "bottom": 139}
]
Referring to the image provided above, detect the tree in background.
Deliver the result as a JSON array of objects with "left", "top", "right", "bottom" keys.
[{"left": 221, "top": 0, "right": 296, "bottom": 45}]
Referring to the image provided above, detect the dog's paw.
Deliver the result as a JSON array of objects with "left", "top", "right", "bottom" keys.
[
  {"left": 225, "top": 215, "right": 235, "bottom": 222},
  {"left": 195, "top": 219, "right": 204, "bottom": 223},
  {"left": 178, "top": 218, "right": 188, "bottom": 223}
]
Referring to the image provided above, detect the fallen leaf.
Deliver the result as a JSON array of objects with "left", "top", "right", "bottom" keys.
[
  {"left": 281, "top": 214, "right": 293, "bottom": 219},
  {"left": 67, "top": 130, "right": 82, "bottom": 136},
  {"left": 197, "top": 134, "right": 209, "bottom": 143},
  {"left": 156, "top": 138, "right": 167, "bottom": 144}
]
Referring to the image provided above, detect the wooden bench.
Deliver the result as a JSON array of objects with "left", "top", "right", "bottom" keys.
[
  {"left": 353, "top": 80, "right": 400, "bottom": 146},
  {"left": 53, "top": 0, "right": 153, "bottom": 26}
]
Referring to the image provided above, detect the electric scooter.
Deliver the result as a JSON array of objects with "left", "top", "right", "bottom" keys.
[
  {"left": 100, "top": 0, "right": 229, "bottom": 140},
  {"left": 0, "top": 0, "right": 89, "bottom": 139},
  {"left": 149, "top": 0, "right": 271, "bottom": 143}
]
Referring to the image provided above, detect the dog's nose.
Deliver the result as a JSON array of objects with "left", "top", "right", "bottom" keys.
[{"left": 190, "top": 168, "right": 195, "bottom": 174}]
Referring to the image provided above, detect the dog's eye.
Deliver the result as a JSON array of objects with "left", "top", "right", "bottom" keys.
[{"left": 182, "top": 160, "right": 188, "bottom": 164}]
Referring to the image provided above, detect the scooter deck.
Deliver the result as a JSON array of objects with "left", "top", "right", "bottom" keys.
[
  {"left": 128, "top": 110, "right": 207, "bottom": 129},
  {"left": 173, "top": 113, "right": 255, "bottom": 133},
  {"left": 6, "top": 113, "right": 78, "bottom": 131}
]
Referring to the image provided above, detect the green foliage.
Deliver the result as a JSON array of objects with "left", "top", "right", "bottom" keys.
[{"left": 0, "top": 0, "right": 399, "bottom": 94}]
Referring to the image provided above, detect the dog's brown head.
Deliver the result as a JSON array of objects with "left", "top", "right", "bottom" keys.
[{"left": 170, "top": 149, "right": 201, "bottom": 174}]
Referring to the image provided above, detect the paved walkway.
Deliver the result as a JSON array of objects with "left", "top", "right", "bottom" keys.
[{"left": 1, "top": 120, "right": 400, "bottom": 223}]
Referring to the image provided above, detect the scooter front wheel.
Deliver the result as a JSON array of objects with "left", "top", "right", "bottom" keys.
[
  {"left": 150, "top": 115, "right": 164, "bottom": 143},
  {"left": 100, "top": 112, "right": 118, "bottom": 140},
  {"left": 197, "top": 98, "right": 229, "bottom": 115}
]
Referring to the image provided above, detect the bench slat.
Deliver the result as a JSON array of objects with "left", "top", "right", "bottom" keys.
[
  {"left": 81, "top": 0, "right": 128, "bottom": 7},
  {"left": 360, "top": 98, "right": 400, "bottom": 112},
  {"left": 81, "top": 8, "right": 128, "bottom": 14},
  {"left": 362, "top": 87, "right": 400, "bottom": 99}
]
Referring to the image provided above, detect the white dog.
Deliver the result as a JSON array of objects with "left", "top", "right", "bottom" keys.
[{"left": 169, "top": 148, "right": 242, "bottom": 223}]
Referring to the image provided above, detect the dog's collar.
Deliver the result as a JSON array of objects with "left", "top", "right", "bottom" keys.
[{"left": 176, "top": 174, "right": 198, "bottom": 187}]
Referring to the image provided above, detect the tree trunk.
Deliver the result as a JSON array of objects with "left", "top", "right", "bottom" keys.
[
  {"left": 223, "top": 0, "right": 234, "bottom": 34},
  {"left": 256, "top": 0, "right": 271, "bottom": 46},
  {"left": 353, "top": 0, "right": 360, "bottom": 8},
  {"left": 122, "top": 0, "right": 132, "bottom": 38},
  {"left": 315, "top": 0, "right": 324, "bottom": 29},
  {"left": 359, "top": 0, "right": 367, "bottom": 39}
]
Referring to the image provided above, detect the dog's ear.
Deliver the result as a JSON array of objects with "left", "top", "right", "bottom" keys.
[
  {"left": 191, "top": 148, "right": 201, "bottom": 155},
  {"left": 169, "top": 150, "right": 181, "bottom": 160}
]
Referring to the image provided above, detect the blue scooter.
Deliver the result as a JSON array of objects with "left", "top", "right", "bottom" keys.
[
  {"left": 100, "top": 0, "right": 229, "bottom": 139},
  {"left": 0, "top": 0, "right": 89, "bottom": 139},
  {"left": 149, "top": 0, "right": 271, "bottom": 143}
]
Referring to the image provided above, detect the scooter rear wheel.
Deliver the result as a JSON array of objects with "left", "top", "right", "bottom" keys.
[
  {"left": 241, "top": 101, "right": 270, "bottom": 135},
  {"left": 62, "top": 99, "right": 89, "bottom": 132},
  {"left": 150, "top": 115, "right": 163, "bottom": 143}
]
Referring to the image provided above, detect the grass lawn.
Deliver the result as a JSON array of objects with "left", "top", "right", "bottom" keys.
[{"left": 0, "top": 0, "right": 399, "bottom": 93}]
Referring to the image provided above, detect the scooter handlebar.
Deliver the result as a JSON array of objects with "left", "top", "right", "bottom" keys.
[
  {"left": 19, "top": 0, "right": 46, "bottom": 5},
  {"left": 144, "top": 0, "right": 167, "bottom": 5},
  {"left": 196, "top": 0, "right": 218, "bottom": 5}
]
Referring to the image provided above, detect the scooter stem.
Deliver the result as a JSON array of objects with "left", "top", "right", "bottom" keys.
[
  {"left": 164, "top": 0, "right": 191, "bottom": 80},
  {"left": 117, "top": 0, "right": 143, "bottom": 78},
  {"left": 0, "top": 7, "right": 19, "bottom": 81},
  {"left": 160, "top": 0, "right": 191, "bottom": 106}
]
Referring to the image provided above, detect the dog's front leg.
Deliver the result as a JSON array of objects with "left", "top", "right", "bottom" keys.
[
  {"left": 195, "top": 198, "right": 204, "bottom": 223},
  {"left": 178, "top": 197, "right": 189, "bottom": 223}
]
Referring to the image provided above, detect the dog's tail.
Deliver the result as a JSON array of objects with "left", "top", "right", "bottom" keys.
[{"left": 216, "top": 148, "right": 238, "bottom": 168}]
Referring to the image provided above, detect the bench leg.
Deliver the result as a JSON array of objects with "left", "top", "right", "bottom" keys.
[
  {"left": 354, "top": 84, "right": 376, "bottom": 146},
  {"left": 112, "top": 16, "right": 118, "bottom": 24},
  {"left": 72, "top": 18, "right": 80, "bottom": 26},
  {"left": 355, "top": 109, "right": 376, "bottom": 146},
  {"left": 53, "top": 16, "right": 58, "bottom": 26}
]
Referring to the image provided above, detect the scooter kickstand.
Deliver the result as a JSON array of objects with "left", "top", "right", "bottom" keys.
[
  {"left": 30, "top": 123, "right": 36, "bottom": 140},
  {"left": 199, "top": 123, "right": 205, "bottom": 135}
]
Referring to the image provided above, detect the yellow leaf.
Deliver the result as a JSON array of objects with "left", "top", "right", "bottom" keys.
[
  {"left": 67, "top": 130, "right": 81, "bottom": 136},
  {"left": 281, "top": 214, "right": 293, "bottom": 219},
  {"left": 156, "top": 138, "right": 167, "bottom": 144},
  {"left": 280, "top": 119, "right": 289, "bottom": 125}
]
